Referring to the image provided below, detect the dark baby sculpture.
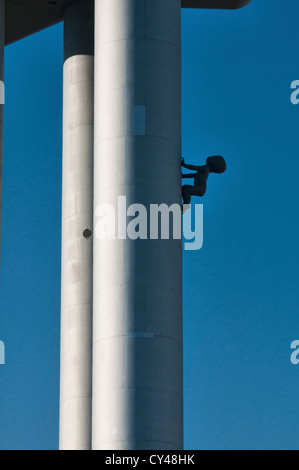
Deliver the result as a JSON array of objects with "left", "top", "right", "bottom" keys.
[{"left": 181, "top": 155, "right": 227, "bottom": 206}]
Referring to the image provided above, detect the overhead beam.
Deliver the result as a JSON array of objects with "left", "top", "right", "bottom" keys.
[{"left": 5, "top": 0, "right": 252, "bottom": 46}]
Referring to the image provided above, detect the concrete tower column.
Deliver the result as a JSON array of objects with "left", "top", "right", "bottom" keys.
[
  {"left": 0, "top": 0, "right": 4, "bottom": 269},
  {"left": 59, "top": 0, "right": 94, "bottom": 450},
  {"left": 93, "top": 0, "right": 183, "bottom": 450}
]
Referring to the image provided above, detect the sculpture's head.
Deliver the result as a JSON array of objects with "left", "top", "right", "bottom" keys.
[{"left": 206, "top": 155, "right": 227, "bottom": 174}]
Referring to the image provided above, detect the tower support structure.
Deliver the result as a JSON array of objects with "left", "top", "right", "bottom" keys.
[
  {"left": 92, "top": 0, "right": 183, "bottom": 450},
  {"left": 1, "top": 0, "right": 253, "bottom": 451},
  {"left": 59, "top": 0, "right": 94, "bottom": 451}
]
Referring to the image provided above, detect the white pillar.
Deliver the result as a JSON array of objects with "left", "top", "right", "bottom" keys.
[
  {"left": 93, "top": 0, "right": 183, "bottom": 450},
  {"left": 0, "top": 0, "right": 4, "bottom": 270},
  {"left": 59, "top": 0, "right": 94, "bottom": 450}
]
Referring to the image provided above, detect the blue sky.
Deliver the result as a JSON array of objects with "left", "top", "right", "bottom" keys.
[{"left": 0, "top": 0, "right": 299, "bottom": 450}]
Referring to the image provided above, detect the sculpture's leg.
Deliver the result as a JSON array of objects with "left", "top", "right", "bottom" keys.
[
  {"left": 92, "top": 0, "right": 183, "bottom": 450},
  {"left": 59, "top": 0, "right": 94, "bottom": 450},
  {"left": 182, "top": 184, "right": 206, "bottom": 204},
  {"left": 182, "top": 185, "right": 193, "bottom": 205}
]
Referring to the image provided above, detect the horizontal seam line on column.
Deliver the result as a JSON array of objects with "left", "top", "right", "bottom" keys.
[
  {"left": 93, "top": 386, "right": 183, "bottom": 396},
  {"left": 95, "top": 134, "right": 180, "bottom": 146},
  {"left": 93, "top": 285, "right": 182, "bottom": 293},
  {"left": 60, "top": 395, "right": 91, "bottom": 404},
  {"left": 64, "top": 82, "right": 94, "bottom": 89},
  {"left": 93, "top": 283, "right": 182, "bottom": 292},
  {"left": 93, "top": 282, "right": 181, "bottom": 289},
  {"left": 95, "top": 37, "right": 181, "bottom": 50},
  {"left": 93, "top": 185, "right": 181, "bottom": 193},
  {"left": 61, "top": 302, "right": 93, "bottom": 309},
  {"left": 93, "top": 334, "right": 183, "bottom": 345},
  {"left": 62, "top": 215, "right": 93, "bottom": 223},
  {"left": 93, "top": 439, "right": 182, "bottom": 448},
  {"left": 64, "top": 124, "right": 94, "bottom": 131},
  {"left": 94, "top": 87, "right": 180, "bottom": 97},
  {"left": 93, "top": 285, "right": 182, "bottom": 295}
]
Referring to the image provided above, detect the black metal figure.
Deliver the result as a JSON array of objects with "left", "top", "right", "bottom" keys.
[{"left": 181, "top": 155, "right": 227, "bottom": 205}]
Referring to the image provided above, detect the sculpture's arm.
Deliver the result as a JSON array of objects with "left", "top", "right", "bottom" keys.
[
  {"left": 181, "top": 158, "right": 204, "bottom": 172},
  {"left": 182, "top": 161, "right": 197, "bottom": 170},
  {"left": 182, "top": 172, "right": 197, "bottom": 179}
]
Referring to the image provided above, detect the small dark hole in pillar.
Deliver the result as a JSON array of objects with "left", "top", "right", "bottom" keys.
[{"left": 83, "top": 229, "right": 92, "bottom": 239}]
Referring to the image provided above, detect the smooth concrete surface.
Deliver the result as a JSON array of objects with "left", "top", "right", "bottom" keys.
[
  {"left": 92, "top": 0, "right": 183, "bottom": 450},
  {"left": 4, "top": 0, "right": 253, "bottom": 45},
  {"left": 0, "top": 0, "right": 4, "bottom": 272},
  {"left": 59, "top": 0, "right": 94, "bottom": 451}
]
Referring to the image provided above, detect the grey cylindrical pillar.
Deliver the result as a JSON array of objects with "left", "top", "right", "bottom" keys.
[
  {"left": 93, "top": 0, "right": 183, "bottom": 450},
  {"left": 59, "top": 0, "right": 94, "bottom": 451},
  {"left": 0, "top": 0, "right": 4, "bottom": 270}
]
